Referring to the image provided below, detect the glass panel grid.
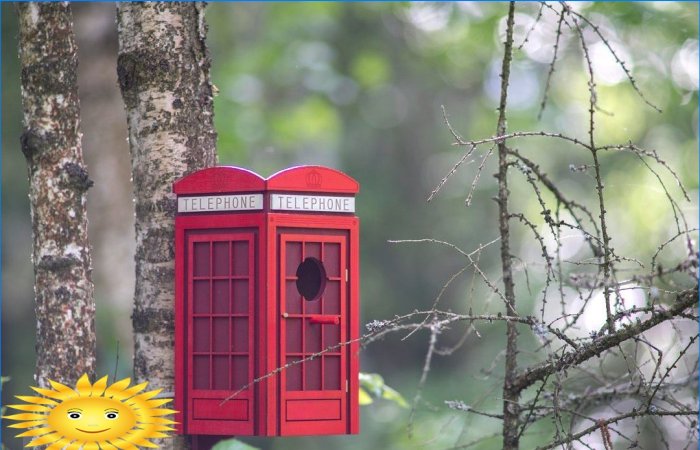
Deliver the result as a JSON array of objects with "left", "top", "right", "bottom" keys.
[
  {"left": 284, "top": 239, "right": 343, "bottom": 392},
  {"left": 191, "top": 236, "right": 251, "bottom": 392}
]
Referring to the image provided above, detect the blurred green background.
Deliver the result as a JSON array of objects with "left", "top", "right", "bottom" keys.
[{"left": 2, "top": 3, "right": 698, "bottom": 449}]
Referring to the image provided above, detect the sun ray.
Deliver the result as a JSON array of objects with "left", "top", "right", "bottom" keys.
[
  {"left": 46, "top": 442, "right": 66, "bottom": 450},
  {"left": 143, "top": 399, "right": 171, "bottom": 410},
  {"left": 16, "top": 395, "right": 58, "bottom": 406},
  {"left": 104, "top": 378, "right": 131, "bottom": 398},
  {"left": 64, "top": 440, "right": 83, "bottom": 450},
  {"left": 4, "top": 374, "right": 176, "bottom": 448},
  {"left": 27, "top": 432, "right": 64, "bottom": 447},
  {"left": 90, "top": 375, "right": 109, "bottom": 397},
  {"left": 7, "top": 420, "right": 47, "bottom": 429},
  {"left": 75, "top": 374, "right": 93, "bottom": 396},
  {"left": 144, "top": 408, "right": 177, "bottom": 417},
  {"left": 45, "top": 436, "right": 73, "bottom": 449},
  {"left": 31, "top": 384, "right": 77, "bottom": 402},
  {"left": 3, "top": 413, "right": 49, "bottom": 421},
  {"left": 7, "top": 404, "right": 52, "bottom": 413},
  {"left": 110, "top": 382, "right": 149, "bottom": 402},
  {"left": 109, "top": 439, "right": 139, "bottom": 450},
  {"left": 16, "top": 427, "right": 54, "bottom": 438},
  {"left": 48, "top": 380, "right": 78, "bottom": 397}
]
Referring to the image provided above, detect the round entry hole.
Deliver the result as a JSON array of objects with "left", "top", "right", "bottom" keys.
[{"left": 296, "top": 257, "right": 327, "bottom": 301}]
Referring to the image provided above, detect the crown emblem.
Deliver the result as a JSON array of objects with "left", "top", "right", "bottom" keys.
[{"left": 306, "top": 170, "right": 322, "bottom": 188}]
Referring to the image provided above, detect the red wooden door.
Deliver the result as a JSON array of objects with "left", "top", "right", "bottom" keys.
[
  {"left": 187, "top": 232, "right": 255, "bottom": 435},
  {"left": 279, "top": 234, "right": 349, "bottom": 435}
]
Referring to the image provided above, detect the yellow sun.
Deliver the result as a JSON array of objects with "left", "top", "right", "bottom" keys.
[{"left": 3, "top": 374, "right": 177, "bottom": 449}]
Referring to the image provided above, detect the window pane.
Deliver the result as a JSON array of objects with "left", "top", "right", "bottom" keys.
[
  {"left": 212, "top": 356, "right": 229, "bottom": 390},
  {"left": 324, "top": 356, "right": 341, "bottom": 390},
  {"left": 212, "top": 280, "right": 229, "bottom": 314},
  {"left": 212, "top": 241, "right": 229, "bottom": 276},
  {"left": 213, "top": 318, "right": 229, "bottom": 353},
  {"left": 286, "top": 280, "right": 302, "bottom": 314},
  {"left": 193, "top": 242, "right": 210, "bottom": 276},
  {"left": 232, "top": 356, "right": 248, "bottom": 390},
  {"left": 193, "top": 356, "right": 209, "bottom": 390},
  {"left": 285, "top": 242, "right": 302, "bottom": 276},
  {"left": 193, "top": 318, "right": 210, "bottom": 353},
  {"left": 286, "top": 357, "right": 302, "bottom": 391},
  {"left": 305, "top": 321, "right": 322, "bottom": 353},
  {"left": 305, "top": 242, "right": 321, "bottom": 260},
  {"left": 232, "top": 318, "right": 248, "bottom": 353},
  {"left": 324, "top": 243, "right": 340, "bottom": 277},
  {"left": 323, "top": 323, "right": 340, "bottom": 351},
  {"left": 285, "top": 319, "right": 302, "bottom": 353},
  {"left": 232, "top": 241, "right": 249, "bottom": 276},
  {"left": 323, "top": 280, "right": 340, "bottom": 315},
  {"left": 305, "top": 357, "right": 321, "bottom": 390},
  {"left": 232, "top": 280, "right": 248, "bottom": 314},
  {"left": 193, "top": 280, "right": 209, "bottom": 314}
]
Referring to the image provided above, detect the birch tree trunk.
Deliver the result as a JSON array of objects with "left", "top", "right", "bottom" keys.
[
  {"left": 17, "top": 2, "right": 96, "bottom": 388},
  {"left": 117, "top": 3, "right": 217, "bottom": 448}
]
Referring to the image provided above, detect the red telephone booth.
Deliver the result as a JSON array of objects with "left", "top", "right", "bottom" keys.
[{"left": 174, "top": 166, "right": 359, "bottom": 440}]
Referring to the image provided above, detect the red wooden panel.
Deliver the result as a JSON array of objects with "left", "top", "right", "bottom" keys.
[
  {"left": 193, "top": 399, "right": 248, "bottom": 421},
  {"left": 286, "top": 399, "right": 341, "bottom": 421},
  {"left": 186, "top": 232, "right": 256, "bottom": 435},
  {"left": 173, "top": 166, "right": 265, "bottom": 195},
  {"left": 279, "top": 232, "right": 349, "bottom": 435},
  {"left": 267, "top": 166, "right": 359, "bottom": 194}
]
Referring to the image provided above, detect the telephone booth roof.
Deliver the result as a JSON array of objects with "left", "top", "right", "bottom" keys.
[{"left": 173, "top": 165, "right": 359, "bottom": 196}]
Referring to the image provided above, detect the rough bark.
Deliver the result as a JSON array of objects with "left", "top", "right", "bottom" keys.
[
  {"left": 117, "top": 3, "right": 217, "bottom": 448},
  {"left": 496, "top": 3, "right": 519, "bottom": 450},
  {"left": 17, "top": 2, "right": 96, "bottom": 388}
]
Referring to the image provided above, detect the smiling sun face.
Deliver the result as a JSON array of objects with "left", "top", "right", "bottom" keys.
[{"left": 3, "top": 374, "right": 177, "bottom": 449}]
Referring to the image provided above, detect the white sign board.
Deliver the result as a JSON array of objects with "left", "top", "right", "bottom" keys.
[
  {"left": 178, "top": 194, "right": 263, "bottom": 213},
  {"left": 271, "top": 194, "right": 355, "bottom": 213}
]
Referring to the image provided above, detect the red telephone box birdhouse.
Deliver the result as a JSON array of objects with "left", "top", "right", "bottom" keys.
[{"left": 173, "top": 166, "right": 360, "bottom": 439}]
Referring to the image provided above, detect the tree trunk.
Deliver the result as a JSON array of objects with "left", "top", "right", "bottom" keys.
[
  {"left": 496, "top": 3, "right": 519, "bottom": 450},
  {"left": 17, "top": 2, "right": 96, "bottom": 388},
  {"left": 117, "top": 3, "right": 217, "bottom": 448}
]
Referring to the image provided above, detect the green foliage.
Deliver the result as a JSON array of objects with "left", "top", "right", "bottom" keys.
[
  {"left": 212, "top": 439, "right": 261, "bottom": 450},
  {"left": 359, "top": 373, "right": 409, "bottom": 408}
]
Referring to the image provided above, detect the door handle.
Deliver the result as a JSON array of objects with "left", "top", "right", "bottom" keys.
[{"left": 308, "top": 315, "right": 339, "bottom": 325}]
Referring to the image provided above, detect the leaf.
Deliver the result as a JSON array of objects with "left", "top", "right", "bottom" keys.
[
  {"left": 358, "top": 387, "right": 373, "bottom": 405},
  {"left": 212, "top": 439, "right": 261, "bottom": 450},
  {"left": 358, "top": 372, "right": 408, "bottom": 408},
  {"left": 381, "top": 385, "right": 409, "bottom": 409}
]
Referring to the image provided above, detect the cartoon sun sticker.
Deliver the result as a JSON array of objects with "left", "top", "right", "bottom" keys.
[{"left": 3, "top": 374, "right": 177, "bottom": 449}]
